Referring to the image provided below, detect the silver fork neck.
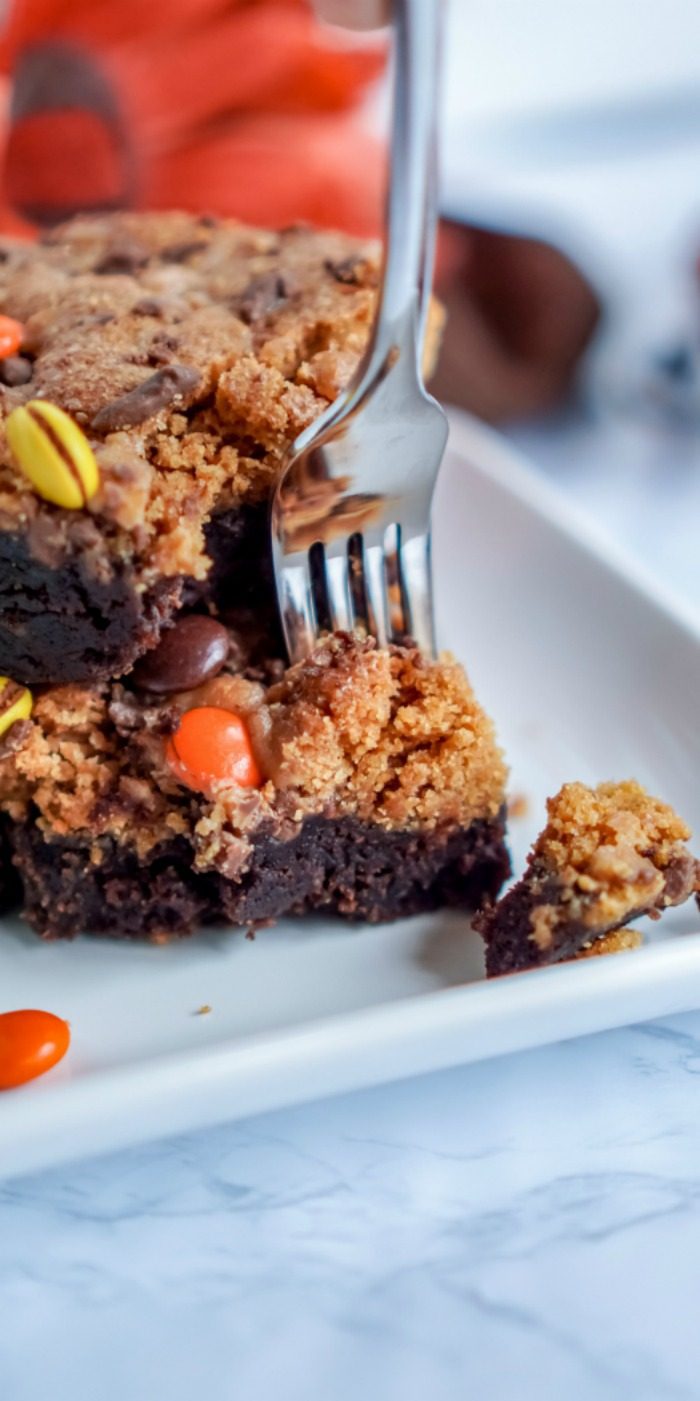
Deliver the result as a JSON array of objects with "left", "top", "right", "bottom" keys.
[{"left": 365, "top": 0, "right": 441, "bottom": 382}]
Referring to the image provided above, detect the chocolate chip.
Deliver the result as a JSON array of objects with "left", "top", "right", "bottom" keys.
[
  {"left": 132, "top": 297, "right": 165, "bottom": 318},
  {"left": 234, "top": 273, "right": 290, "bottom": 325},
  {"left": 0, "top": 355, "right": 33, "bottom": 386},
  {"left": 148, "top": 334, "right": 181, "bottom": 366},
  {"left": 0, "top": 718, "right": 32, "bottom": 760},
  {"left": 324, "top": 255, "right": 376, "bottom": 287},
  {"left": 160, "top": 240, "right": 208, "bottom": 264},
  {"left": 91, "top": 364, "right": 201, "bottom": 432},
  {"left": 131, "top": 615, "right": 230, "bottom": 693},
  {"left": 94, "top": 239, "right": 151, "bottom": 275}
]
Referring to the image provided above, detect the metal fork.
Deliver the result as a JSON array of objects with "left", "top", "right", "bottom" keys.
[{"left": 271, "top": 0, "right": 447, "bottom": 664}]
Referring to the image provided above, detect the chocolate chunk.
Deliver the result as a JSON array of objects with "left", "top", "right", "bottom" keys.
[
  {"left": 91, "top": 364, "right": 201, "bottom": 432},
  {"left": 324, "top": 255, "right": 376, "bottom": 287},
  {"left": 234, "top": 273, "right": 290, "bottom": 325},
  {"left": 0, "top": 355, "right": 32, "bottom": 386},
  {"left": 131, "top": 615, "right": 230, "bottom": 693},
  {"left": 160, "top": 240, "right": 208, "bottom": 264},
  {"left": 148, "top": 334, "right": 181, "bottom": 366},
  {"left": 94, "top": 239, "right": 151, "bottom": 276},
  {"left": 132, "top": 297, "right": 165, "bottom": 318}
]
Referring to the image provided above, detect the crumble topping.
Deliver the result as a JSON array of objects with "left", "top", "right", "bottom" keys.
[
  {"left": 531, "top": 780, "right": 697, "bottom": 936},
  {"left": 0, "top": 635, "right": 507, "bottom": 875}
]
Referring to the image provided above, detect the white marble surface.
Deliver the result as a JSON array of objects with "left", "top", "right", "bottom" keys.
[{"left": 3, "top": 1014, "right": 700, "bottom": 1400}]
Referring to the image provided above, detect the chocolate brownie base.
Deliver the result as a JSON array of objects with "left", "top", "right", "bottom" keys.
[
  {"left": 0, "top": 525, "right": 183, "bottom": 684},
  {"left": 10, "top": 809, "right": 510, "bottom": 941},
  {"left": 480, "top": 847, "right": 699, "bottom": 977},
  {"left": 0, "top": 499, "right": 275, "bottom": 684},
  {"left": 0, "top": 820, "right": 20, "bottom": 913},
  {"left": 477, "top": 866, "right": 642, "bottom": 976}
]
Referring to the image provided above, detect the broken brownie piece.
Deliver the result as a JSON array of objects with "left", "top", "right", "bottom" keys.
[
  {"left": 0, "top": 212, "right": 442, "bottom": 685},
  {"left": 0, "top": 633, "right": 510, "bottom": 940},
  {"left": 477, "top": 780, "right": 698, "bottom": 975}
]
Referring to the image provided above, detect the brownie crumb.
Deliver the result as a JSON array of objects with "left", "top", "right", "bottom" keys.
[
  {"left": 575, "top": 927, "right": 642, "bottom": 959},
  {"left": 478, "top": 780, "right": 699, "bottom": 975}
]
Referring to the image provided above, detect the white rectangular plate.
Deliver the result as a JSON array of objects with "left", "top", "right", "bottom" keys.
[{"left": 1, "top": 411, "right": 699, "bottom": 1180}]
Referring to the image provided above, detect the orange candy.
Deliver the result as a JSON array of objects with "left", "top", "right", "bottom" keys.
[
  {"left": 166, "top": 706, "right": 262, "bottom": 794},
  {"left": 0, "top": 1009, "right": 71, "bottom": 1090},
  {"left": 0, "top": 315, "right": 24, "bottom": 359}
]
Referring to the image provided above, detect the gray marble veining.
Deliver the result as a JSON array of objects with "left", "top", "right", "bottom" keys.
[{"left": 3, "top": 1013, "right": 700, "bottom": 1400}]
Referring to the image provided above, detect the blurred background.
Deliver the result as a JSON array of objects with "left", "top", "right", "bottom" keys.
[
  {"left": 441, "top": 0, "right": 700, "bottom": 602},
  {"left": 0, "top": 0, "right": 697, "bottom": 595}
]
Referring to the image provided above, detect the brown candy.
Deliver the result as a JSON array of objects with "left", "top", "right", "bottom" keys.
[
  {"left": 131, "top": 615, "right": 230, "bottom": 694},
  {"left": 0, "top": 355, "right": 32, "bottom": 386},
  {"left": 91, "top": 364, "right": 200, "bottom": 433}
]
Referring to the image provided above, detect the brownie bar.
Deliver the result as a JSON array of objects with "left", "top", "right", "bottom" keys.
[
  {"left": 0, "top": 634, "right": 510, "bottom": 941},
  {"left": 0, "top": 212, "right": 441, "bottom": 684},
  {"left": 11, "top": 810, "right": 509, "bottom": 941},
  {"left": 478, "top": 780, "right": 698, "bottom": 976}
]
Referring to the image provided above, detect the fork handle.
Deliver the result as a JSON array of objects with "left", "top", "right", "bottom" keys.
[{"left": 362, "top": 0, "right": 442, "bottom": 388}]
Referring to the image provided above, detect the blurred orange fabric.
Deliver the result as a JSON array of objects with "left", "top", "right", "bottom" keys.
[{"left": 0, "top": 0, "right": 387, "bottom": 236}]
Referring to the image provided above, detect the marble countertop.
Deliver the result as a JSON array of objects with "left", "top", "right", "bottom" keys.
[
  {"left": 3, "top": 1014, "right": 700, "bottom": 1400},
  {"left": 1, "top": 398, "right": 698, "bottom": 1401}
]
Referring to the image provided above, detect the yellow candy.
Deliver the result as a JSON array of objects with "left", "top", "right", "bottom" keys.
[
  {"left": 0, "top": 676, "right": 32, "bottom": 739},
  {"left": 6, "top": 399, "right": 99, "bottom": 509}
]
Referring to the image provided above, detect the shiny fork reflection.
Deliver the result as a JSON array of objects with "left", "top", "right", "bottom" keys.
[{"left": 271, "top": 0, "right": 447, "bottom": 664}]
